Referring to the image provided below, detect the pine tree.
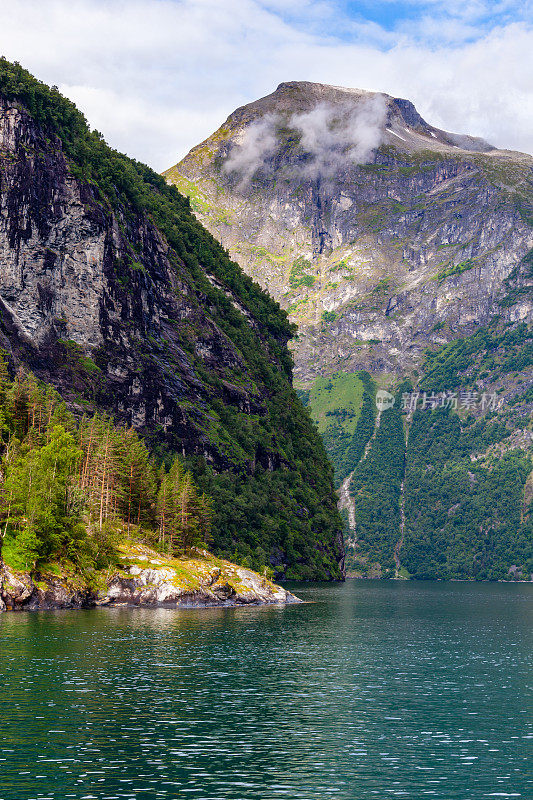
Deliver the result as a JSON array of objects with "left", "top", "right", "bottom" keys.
[
  {"left": 156, "top": 468, "right": 173, "bottom": 550},
  {"left": 176, "top": 471, "right": 199, "bottom": 551},
  {"left": 197, "top": 492, "right": 214, "bottom": 549},
  {"left": 0, "top": 370, "right": 214, "bottom": 571}
]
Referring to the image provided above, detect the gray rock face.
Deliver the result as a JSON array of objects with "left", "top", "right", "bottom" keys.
[
  {"left": 0, "top": 97, "right": 275, "bottom": 466},
  {"left": 103, "top": 564, "right": 297, "bottom": 607},
  {"left": 166, "top": 81, "right": 533, "bottom": 383},
  {"left": 0, "top": 101, "right": 106, "bottom": 348},
  {"left": 0, "top": 561, "right": 94, "bottom": 611}
]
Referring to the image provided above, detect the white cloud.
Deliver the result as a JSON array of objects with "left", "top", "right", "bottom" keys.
[
  {"left": 61, "top": 84, "right": 224, "bottom": 168},
  {"left": 223, "top": 95, "right": 389, "bottom": 184},
  {"left": 223, "top": 114, "right": 279, "bottom": 183},
  {"left": 289, "top": 95, "right": 389, "bottom": 178},
  {"left": 0, "top": 0, "right": 532, "bottom": 169}
]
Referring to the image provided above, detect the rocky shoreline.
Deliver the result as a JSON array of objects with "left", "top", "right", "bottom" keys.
[{"left": 0, "top": 545, "right": 300, "bottom": 612}]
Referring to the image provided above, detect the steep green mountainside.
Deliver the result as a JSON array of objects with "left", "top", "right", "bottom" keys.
[
  {"left": 296, "top": 371, "right": 375, "bottom": 487},
  {"left": 402, "top": 321, "right": 533, "bottom": 580},
  {"left": 0, "top": 61, "right": 344, "bottom": 580},
  {"left": 343, "top": 322, "right": 533, "bottom": 580},
  {"left": 166, "top": 81, "right": 532, "bottom": 579}
]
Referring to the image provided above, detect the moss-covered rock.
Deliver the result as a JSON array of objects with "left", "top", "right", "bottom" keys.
[{"left": 0, "top": 544, "right": 300, "bottom": 611}]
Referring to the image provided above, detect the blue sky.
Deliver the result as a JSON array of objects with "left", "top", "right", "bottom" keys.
[
  {"left": 1, "top": 0, "right": 532, "bottom": 168},
  {"left": 272, "top": 0, "right": 533, "bottom": 38},
  {"left": 344, "top": 1, "right": 530, "bottom": 32}
]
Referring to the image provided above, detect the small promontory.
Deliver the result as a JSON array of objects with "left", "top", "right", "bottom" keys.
[{"left": 0, "top": 544, "right": 300, "bottom": 612}]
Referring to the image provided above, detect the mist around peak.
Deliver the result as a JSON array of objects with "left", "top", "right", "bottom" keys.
[{"left": 223, "top": 94, "right": 389, "bottom": 184}]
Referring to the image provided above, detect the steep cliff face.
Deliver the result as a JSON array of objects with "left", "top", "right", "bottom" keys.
[
  {"left": 0, "top": 96, "right": 269, "bottom": 464},
  {"left": 166, "top": 81, "right": 533, "bottom": 382},
  {"left": 166, "top": 81, "right": 533, "bottom": 580},
  {"left": 0, "top": 63, "right": 344, "bottom": 580}
]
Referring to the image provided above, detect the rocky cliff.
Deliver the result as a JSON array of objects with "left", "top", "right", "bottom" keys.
[
  {"left": 166, "top": 81, "right": 533, "bottom": 580},
  {"left": 167, "top": 81, "right": 533, "bottom": 381},
  {"left": 0, "top": 62, "right": 344, "bottom": 581}
]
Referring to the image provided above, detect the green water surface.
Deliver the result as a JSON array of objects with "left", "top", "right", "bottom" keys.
[{"left": 0, "top": 580, "right": 531, "bottom": 799}]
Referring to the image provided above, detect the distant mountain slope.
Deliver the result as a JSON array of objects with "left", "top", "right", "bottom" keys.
[
  {"left": 166, "top": 81, "right": 533, "bottom": 382},
  {"left": 166, "top": 80, "right": 533, "bottom": 580},
  {"left": 0, "top": 62, "right": 344, "bottom": 580}
]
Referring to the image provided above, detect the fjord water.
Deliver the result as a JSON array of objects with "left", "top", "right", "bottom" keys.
[{"left": 0, "top": 581, "right": 531, "bottom": 800}]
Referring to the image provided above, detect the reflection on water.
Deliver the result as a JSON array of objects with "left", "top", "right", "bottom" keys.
[{"left": 0, "top": 580, "right": 531, "bottom": 799}]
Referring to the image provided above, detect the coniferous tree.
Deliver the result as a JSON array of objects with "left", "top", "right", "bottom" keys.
[
  {"left": 0, "top": 367, "right": 214, "bottom": 571},
  {"left": 3, "top": 425, "right": 81, "bottom": 569}
]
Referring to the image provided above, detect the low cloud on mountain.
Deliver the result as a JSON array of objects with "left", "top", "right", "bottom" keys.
[{"left": 224, "top": 95, "right": 389, "bottom": 183}]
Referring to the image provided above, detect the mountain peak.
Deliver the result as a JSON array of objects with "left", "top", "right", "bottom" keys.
[
  {"left": 219, "top": 80, "right": 495, "bottom": 159},
  {"left": 163, "top": 80, "right": 533, "bottom": 585},
  {"left": 165, "top": 82, "right": 531, "bottom": 366}
]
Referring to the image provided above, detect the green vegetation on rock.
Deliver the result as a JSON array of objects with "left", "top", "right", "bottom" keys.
[
  {"left": 0, "top": 60, "right": 344, "bottom": 580},
  {"left": 338, "top": 373, "right": 376, "bottom": 485},
  {"left": 421, "top": 321, "right": 533, "bottom": 393},
  {"left": 289, "top": 257, "right": 316, "bottom": 289},
  {"left": 299, "top": 371, "right": 376, "bottom": 487},
  {"left": 347, "top": 388, "right": 406, "bottom": 577},
  {"left": 403, "top": 408, "right": 532, "bottom": 580},
  {"left": 436, "top": 259, "right": 476, "bottom": 282},
  {"left": 344, "top": 323, "right": 533, "bottom": 579},
  {"left": 189, "top": 384, "right": 343, "bottom": 579},
  {"left": 398, "top": 322, "right": 533, "bottom": 580},
  {"left": 0, "top": 364, "right": 211, "bottom": 573}
]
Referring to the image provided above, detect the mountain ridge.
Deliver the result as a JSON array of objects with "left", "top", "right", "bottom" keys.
[
  {"left": 165, "top": 80, "right": 533, "bottom": 580},
  {"left": 205, "top": 80, "right": 498, "bottom": 157}
]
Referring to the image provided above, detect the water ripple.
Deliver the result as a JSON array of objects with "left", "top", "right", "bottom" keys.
[{"left": 0, "top": 580, "right": 531, "bottom": 799}]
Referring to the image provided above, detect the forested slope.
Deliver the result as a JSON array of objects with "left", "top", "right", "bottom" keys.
[
  {"left": 0, "top": 363, "right": 211, "bottom": 571},
  {"left": 0, "top": 60, "right": 344, "bottom": 580},
  {"left": 343, "top": 320, "right": 533, "bottom": 580}
]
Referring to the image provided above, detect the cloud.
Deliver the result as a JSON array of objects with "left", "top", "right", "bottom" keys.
[
  {"left": 61, "top": 84, "right": 224, "bottom": 169},
  {"left": 223, "top": 95, "right": 388, "bottom": 184},
  {"left": 223, "top": 114, "right": 279, "bottom": 183},
  {"left": 291, "top": 95, "right": 389, "bottom": 177},
  {"left": 0, "top": 0, "right": 532, "bottom": 170}
]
